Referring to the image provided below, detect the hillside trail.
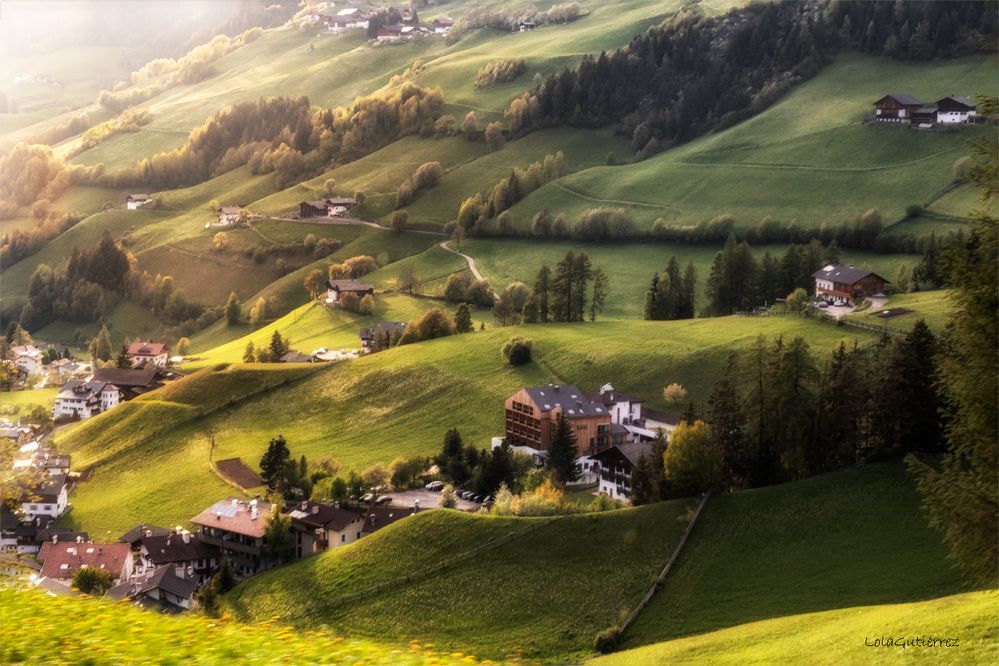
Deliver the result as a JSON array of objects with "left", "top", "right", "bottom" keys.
[
  {"left": 438, "top": 240, "right": 484, "bottom": 281},
  {"left": 270, "top": 214, "right": 446, "bottom": 237}
]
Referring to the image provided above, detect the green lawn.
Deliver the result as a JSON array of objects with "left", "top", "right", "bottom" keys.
[
  {"left": 0, "top": 388, "right": 58, "bottom": 414},
  {"left": 506, "top": 53, "right": 998, "bottom": 233},
  {"left": 860, "top": 290, "right": 953, "bottom": 332},
  {"left": 592, "top": 590, "right": 998, "bottom": 666},
  {"left": 461, "top": 238, "right": 920, "bottom": 319},
  {"left": 0, "top": 588, "right": 474, "bottom": 666},
  {"left": 225, "top": 501, "right": 696, "bottom": 661},
  {"left": 621, "top": 463, "right": 971, "bottom": 649},
  {"left": 57, "top": 314, "right": 876, "bottom": 537}
]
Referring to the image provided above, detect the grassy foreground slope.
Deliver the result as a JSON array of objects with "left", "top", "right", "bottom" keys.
[
  {"left": 622, "top": 463, "right": 970, "bottom": 649},
  {"left": 592, "top": 591, "right": 998, "bottom": 666},
  {"left": 57, "top": 315, "right": 874, "bottom": 536},
  {"left": 510, "top": 53, "right": 998, "bottom": 232},
  {"left": 226, "top": 502, "right": 696, "bottom": 661},
  {"left": 0, "top": 588, "right": 479, "bottom": 666}
]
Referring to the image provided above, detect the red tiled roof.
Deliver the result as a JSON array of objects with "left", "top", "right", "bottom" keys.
[
  {"left": 38, "top": 541, "right": 131, "bottom": 581},
  {"left": 128, "top": 341, "right": 167, "bottom": 356},
  {"left": 190, "top": 498, "right": 272, "bottom": 539}
]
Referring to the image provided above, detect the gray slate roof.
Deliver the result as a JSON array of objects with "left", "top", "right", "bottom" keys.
[
  {"left": 811, "top": 265, "right": 887, "bottom": 285},
  {"left": 524, "top": 384, "right": 607, "bottom": 418},
  {"left": 882, "top": 93, "right": 922, "bottom": 106}
]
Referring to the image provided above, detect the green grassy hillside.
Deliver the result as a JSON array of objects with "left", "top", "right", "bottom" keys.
[
  {"left": 225, "top": 502, "right": 696, "bottom": 661},
  {"left": 0, "top": 588, "right": 478, "bottom": 665},
  {"left": 56, "top": 315, "right": 875, "bottom": 536},
  {"left": 508, "top": 53, "right": 998, "bottom": 232},
  {"left": 621, "top": 463, "right": 970, "bottom": 649},
  {"left": 592, "top": 590, "right": 998, "bottom": 666}
]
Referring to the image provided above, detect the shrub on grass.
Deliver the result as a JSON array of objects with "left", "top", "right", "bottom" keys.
[{"left": 502, "top": 337, "right": 532, "bottom": 366}]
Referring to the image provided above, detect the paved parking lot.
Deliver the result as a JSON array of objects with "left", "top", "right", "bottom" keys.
[{"left": 380, "top": 488, "right": 482, "bottom": 511}]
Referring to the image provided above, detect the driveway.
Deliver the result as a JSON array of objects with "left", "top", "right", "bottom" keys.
[{"left": 379, "top": 488, "right": 482, "bottom": 512}]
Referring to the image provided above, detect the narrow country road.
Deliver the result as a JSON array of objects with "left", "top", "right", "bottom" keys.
[{"left": 439, "top": 240, "right": 484, "bottom": 281}]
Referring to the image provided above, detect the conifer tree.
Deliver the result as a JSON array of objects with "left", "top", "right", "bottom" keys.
[{"left": 548, "top": 412, "right": 578, "bottom": 485}]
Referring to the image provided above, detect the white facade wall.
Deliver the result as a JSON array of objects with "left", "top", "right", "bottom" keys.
[
  {"left": 938, "top": 110, "right": 976, "bottom": 124},
  {"left": 22, "top": 485, "right": 68, "bottom": 519}
]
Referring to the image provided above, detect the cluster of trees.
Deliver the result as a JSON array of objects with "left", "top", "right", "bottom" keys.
[
  {"left": 455, "top": 151, "right": 566, "bottom": 234},
  {"left": 522, "top": 251, "right": 609, "bottom": 323},
  {"left": 0, "top": 213, "right": 83, "bottom": 269},
  {"left": 503, "top": 0, "right": 991, "bottom": 156},
  {"left": 396, "top": 160, "right": 443, "bottom": 208},
  {"left": 443, "top": 272, "right": 495, "bottom": 308},
  {"left": 643, "top": 257, "right": 697, "bottom": 320},
  {"left": 829, "top": 0, "right": 995, "bottom": 60},
  {"left": 258, "top": 435, "right": 337, "bottom": 500},
  {"left": 0, "top": 144, "right": 76, "bottom": 220},
  {"left": 19, "top": 233, "right": 204, "bottom": 334},
  {"left": 242, "top": 330, "right": 292, "bottom": 363},
  {"left": 27, "top": 113, "right": 91, "bottom": 147},
  {"left": 474, "top": 58, "right": 527, "bottom": 89},
  {"left": 76, "top": 107, "right": 153, "bottom": 155},
  {"left": 704, "top": 235, "right": 843, "bottom": 315},
  {"left": 457, "top": 3, "right": 580, "bottom": 32},
  {"left": 696, "top": 326, "right": 943, "bottom": 491},
  {"left": 434, "top": 428, "right": 534, "bottom": 496},
  {"left": 83, "top": 83, "right": 445, "bottom": 191}
]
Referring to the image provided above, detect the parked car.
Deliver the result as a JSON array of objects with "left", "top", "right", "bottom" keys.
[
  {"left": 472, "top": 495, "right": 483, "bottom": 503},
  {"left": 461, "top": 491, "right": 474, "bottom": 500},
  {"left": 482, "top": 495, "right": 494, "bottom": 504},
  {"left": 361, "top": 493, "right": 374, "bottom": 503},
  {"left": 818, "top": 302, "right": 829, "bottom": 309},
  {"left": 375, "top": 495, "right": 392, "bottom": 505},
  {"left": 425, "top": 481, "right": 444, "bottom": 491}
]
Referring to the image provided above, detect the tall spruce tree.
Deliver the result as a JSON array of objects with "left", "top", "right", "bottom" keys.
[
  {"left": 548, "top": 412, "right": 579, "bottom": 484},
  {"left": 533, "top": 264, "right": 551, "bottom": 323},
  {"left": 259, "top": 436, "right": 291, "bottom": 491}
]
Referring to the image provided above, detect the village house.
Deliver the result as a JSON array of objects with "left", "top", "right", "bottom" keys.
[
  {"left": 359, "top": 321, "right": 406, "bottom": 354},
  {"left": 54, "top": 379, "right": 121, "bottom": 420},
  {"left": 93, "top": 365, "right": 163, "bottom": 400},
  {"left": 125, "top": 194, "right": 152, "bottom": 210},
  {"left": 593, "top": 442, "right": 652, "bottom": 503},
  {"left": 812, "top": 264, "right": 889, "bottom": 305},
  {"left": 298, "top": 196, "right": 356, "bottom": 219},
  {"left": 330, "top": 6, "right": 369, "bottom": 30},
  {"left": 127, "top": 341, "right": 169, "bottom": 368},
  {"left": 20, "top": 474, "right": 69, "bottom": 520},
  {"left": 935, "top": 96, "right": 978, "bottom": 124},
  {"left": 431, "top": 17, "right": 453, "bottom": 34},
  {"left": 9, "top": 344, "right": 44, "bottom": 377},
  {"left": 377, "top": 24, "right": 405, "bottom": 41},
  {"left": 135, "top": 529, "right": 220, "bottom": 583},
  {"left": 106, "top": 566, "right": 199, "bottom": 611},
  {"left": 873, "top": 94, "right": 923, "bottom": 123},
  {"left": 217, "top": 206, "right": 243, "bottom": 226},
  {"left": 37, "top": 540, "right": 134, "bottom": 586},
  {"left": 519, "top": 21, "right": 537, "bottom": 32},
  {"left": 326, "top": 278, "right": 374, "bottom": 305},
  {"left": 288, "top": 501, "right": 365, "bottom": 557},
  {"left": 118, "top": 524, "right": 172, "bottom": 549},
  {"left": 190, "top": 498, "right": 274, "bottom": 577}
]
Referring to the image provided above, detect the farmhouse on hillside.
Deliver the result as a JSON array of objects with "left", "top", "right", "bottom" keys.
[
  {"left": 127, "top": 341, "right": 168, "bottom": 367},
  {"left": 873, "top": 94, "right": 923, "bottom": 123},
  {"left": 298, "top": 196, "right": 356, "bottom": 218},
  {"left": 431, "top": 17, "right": 453, "bottom": 33},
  {"left": 125, "top": 194, "right": 151, "bottom": 210},
  {"left": 505, "top": 384, "right": 618, "bottom": 457},
  {"left": 54, "top": 365, "right": 163, "bottom": 420},
  {"left": 216, "top": 206, "right": 243, "bottom": 226},
  {"left": 359, "top": 321, "right": 407, "bottom": 353},
  {"left": 812, "top": 265, "right": 889, "bottom": 305},
  {"left": 935, "top": 95, "right": 978, "bottom": 124},
  {"left": 377, "top": 24, "right": 405, "bottom": 41},
  {"left": 326, "top": 278, "right": 374, "bottom": 305}
]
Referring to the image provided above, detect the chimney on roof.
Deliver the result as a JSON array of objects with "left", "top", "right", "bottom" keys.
[
  {"left": 182, "top": 531, "right": 191, "bottom": 544},
  {"left": 250, "top": 508, "right": 258, "bottom": 520},
  {"left": 311, "top": 505, "right": 319, "bottom": 514},
  {"left": 300, "top": 501, "right": 308, "bottom": 511}
]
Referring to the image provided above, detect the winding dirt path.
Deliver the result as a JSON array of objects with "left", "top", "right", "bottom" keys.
[{"left": 439, "top": 240, "right": 484, "bottom": 281}]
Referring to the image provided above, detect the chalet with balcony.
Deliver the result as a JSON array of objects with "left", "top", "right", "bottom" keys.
[
  {"left": 298, "top": 197, "right": 356, "bottom": 219},
  {"left": 594, "top": 442, "right": 652, "bottom": 504},
  {"left": 136, "top": 529, "right": 220, "bottom": 584},
  {"left": 106, "top": 565, "right": 199, "bottom": 611},
  {"left": 190, "top": 498, "right": 273, "bottom": 577},
  {"left": 812, "top": 264, "right": 889, "bottom": 305},
  {"left": 217, "top": 206, "right": 243, "bottom": 226},
  {"left": 431, "top": 17, "right": 453, "bottom": 33},
  {"left": 19, "top": 474, "right": 69, "bottom": 520}
]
